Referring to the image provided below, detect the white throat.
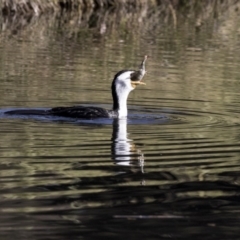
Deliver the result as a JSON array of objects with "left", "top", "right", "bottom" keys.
[
  {"left": 116, "top": 88, "right": 130, "bottom": 118},
  {"left": 112, "top": 71, "right": 134, "bottom": 118}
]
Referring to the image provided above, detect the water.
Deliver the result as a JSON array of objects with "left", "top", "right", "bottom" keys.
[{"left": 1, "top": 8, "right": 240, "bottom": 240}]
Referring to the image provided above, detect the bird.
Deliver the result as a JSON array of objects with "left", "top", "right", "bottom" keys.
[{"left": 5, "top": 56, "right": 148, "bottom": 119}]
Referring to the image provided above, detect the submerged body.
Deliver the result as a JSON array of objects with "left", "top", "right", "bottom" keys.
[
  {"left": 5, "top": 106, "right": 113, "bottom": 118},
  {"left": 5, "top": 56, "right": 147, "bottom": 119}
]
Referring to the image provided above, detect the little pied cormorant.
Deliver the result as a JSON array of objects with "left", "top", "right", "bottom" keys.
[{"left": 5, "top": 56, "right": 148, "bottom": 119}]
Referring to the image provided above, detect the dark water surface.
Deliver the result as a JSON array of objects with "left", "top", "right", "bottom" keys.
[{"left": 1, "top": 10, "right": 240, "bottom": 240}]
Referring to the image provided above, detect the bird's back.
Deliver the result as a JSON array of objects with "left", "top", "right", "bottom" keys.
[{"left": 48, "top": 106, "right": 110, "bottom": 119}]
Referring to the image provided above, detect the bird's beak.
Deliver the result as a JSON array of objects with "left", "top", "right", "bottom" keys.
[{"left": 131, "top": 81, "right": 146, "bottom": 88}]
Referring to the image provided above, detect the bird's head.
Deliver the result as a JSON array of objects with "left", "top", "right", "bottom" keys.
[
  {"left": 112, "top": 70, "right": 146, "bottom": 95},
  {"left": 111, "top": 56, "right": 148, "bottom": 117},
  {"left": 112, "top": 55, "right": 148, "bottom": 95}
]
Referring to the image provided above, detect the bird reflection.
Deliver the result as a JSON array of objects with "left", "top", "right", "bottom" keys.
[{"left": 111, "top": 119, "right": 145, "bottom": 173}]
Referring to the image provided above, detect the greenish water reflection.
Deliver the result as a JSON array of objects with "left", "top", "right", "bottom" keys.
[{"left": 1, "top": 4, "right": 240, "bottom": 240}]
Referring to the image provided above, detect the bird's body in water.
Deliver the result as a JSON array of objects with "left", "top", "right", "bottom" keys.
[{"left": 5, "top": 56, "right": 148, "bottom": 119}]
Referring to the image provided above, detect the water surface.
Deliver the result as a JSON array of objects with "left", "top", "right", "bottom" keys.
[{"left": 1, "top": 8, "right": 240, "bottom": 240}]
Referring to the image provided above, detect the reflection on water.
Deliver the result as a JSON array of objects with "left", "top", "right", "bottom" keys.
[
  {"left": 111, "top": 119, "right": 145, "bottom": 178},
  {"left": 2, "top": 3, "right": 240, "bottom": 239}
]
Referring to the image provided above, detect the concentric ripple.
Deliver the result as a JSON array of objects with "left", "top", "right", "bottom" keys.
[
  {"left": 1, "top": 104, "right": 239, "bottom": 129},
  {"left": 129, "top": 104, "right": 240, "bottom": 130}
]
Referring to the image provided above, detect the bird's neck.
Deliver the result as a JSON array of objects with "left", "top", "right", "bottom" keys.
[
  {"left": 112, "top": 86, "right": 129, "bottom": 118},
  {"left": 116, "top": 93, "right": 128, "bottom": 118}
]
